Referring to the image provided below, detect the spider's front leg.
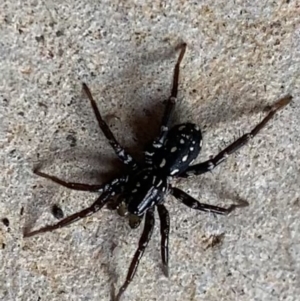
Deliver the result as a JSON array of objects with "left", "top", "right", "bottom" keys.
[
  {"left": 23, "top": 176, "right": 126, "bottom": 237},
  {"left": 33, "top": 168, "right": 106, "bottom": 192},
  {"left": 145, "top": 43, "right": 186, "bottom": 163},
  {"left": 180, "top": 95, "right": 292, "bottom": 178},
  {"left": 82, "top": 83, "right": 138, "bottom": 169}
]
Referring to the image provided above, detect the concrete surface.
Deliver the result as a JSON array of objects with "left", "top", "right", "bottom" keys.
[{"left": 1, "top": 1, "right": 300, "bottom": 301}]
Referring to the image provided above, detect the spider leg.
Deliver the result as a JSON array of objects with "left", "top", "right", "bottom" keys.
[
  {"left": 23, "top": 193, "right": 110, "bottom": 237},
  {"left": 23, "top": 178, "right": 125, "bottom": 238},
  {"left": 171, "top": 187, "right": 248, "bottom": 215},
  {"left": 82, "top": 83, "right": 138, "bottom": 168},
  {"left": 180, "top": 95, "right": 292, "bottom": 178},
  {"left": 115, "top": 208, "right": 155, "bottom": 301},
  {"left": 157, "top": 204, "right": 170, "bottom": 277},
  {"left": 33, "top": 169, "right": 106, "bottom": 192},
  {"left": 158, "top": 43, "right": 187, "bottom": 142},
  {"left": 145, "top": 43, "right": 186, "bottom": 161}
]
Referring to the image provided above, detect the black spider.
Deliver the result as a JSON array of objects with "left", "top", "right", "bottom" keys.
[{"left": 24, "top": 43, "right": 291, "bottom": 300}]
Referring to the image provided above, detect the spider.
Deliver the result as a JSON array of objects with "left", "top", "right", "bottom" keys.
[{"left": 24, "top": 43, "right": 291, "bottom": 300}]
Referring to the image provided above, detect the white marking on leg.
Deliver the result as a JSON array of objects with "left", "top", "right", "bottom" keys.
[
  {"left": 161, "top": 126, "right": 168, "bottom": 132},
  {"left": 112, "top": 179, "right": 119, "bottom": 185},
  {"left": 118, "top": 150, "right": 125, "bottom": 157},
  {"left": 208, "top": 162, "right": 215, "bottom": 170},
  {"left": 178, "top": 125, "right": 186, "bottom": 131},
  {"left": 156, "top": 180, "right": 163, "bottom": 187},
  {"left": 170, "top": 169, "right": 179, "bottom": 175},
  {"left": 153, "top": 142, "right": 162, "bottom": 148},
  {"left": 132, "top": 189, "right": 138, "bottom": 193},
  {"left": 124, "top": 158, "right": 132, "bottom": 164},
  {"left": 200, "top": 140, "right": 203, "bottom": 147},
  {"left": 171, "top": 147, "right": 177, "bottom": 152},
  {"left": 160, "top": 158, "right": 166, "bottom": 168},
  {"left": 216, "top": 156, "right": 227, "bottom": 165}
]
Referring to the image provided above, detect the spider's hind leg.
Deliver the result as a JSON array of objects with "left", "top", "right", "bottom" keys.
[
  {"left": 171, "top": 187, "right": 249, "bottom": 215},
  {"left": 33, "top": 169, "right": 105, "bottom": 192},
  {"left": 180, "top": 95, "right": 292, "bottom": 178},
  {"left": 145, "top": 43, "right": 187, "bottom": 163}
]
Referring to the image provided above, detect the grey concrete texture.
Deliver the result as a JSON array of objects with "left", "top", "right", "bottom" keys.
[{"left": 1, "top": 1, "right": 300, "bottom": 301}]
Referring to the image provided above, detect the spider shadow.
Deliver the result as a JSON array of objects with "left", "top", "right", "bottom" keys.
[
  {"left": 72, "top": 43, "right": 182, "bottom": 162},
  {"left": 64, "top": 42, "right": 273, "bottom": 172},
  {"left": 125, "top": 93, "right": 271, "bottom": 162},
  {"left": 23, "top": 184, "right": 60, "bottom": 234},
  {"left": 98, "top": 43, "right": 274, "bottom": 157},
  {"left": 24, "top": 146, "right": 126, "bottom": 233},
  {"left": 173, "top": 92, "right": 273, "bottom": 137},
  {"left": 32, "top": 146, "right": 125, "bottom": 184}
]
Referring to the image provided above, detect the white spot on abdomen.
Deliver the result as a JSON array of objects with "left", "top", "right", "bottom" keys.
[
  {"left": 145, "top": 151, "right": 154, "bottom": 156},
  {"left": 160, "top": 158, "right": 166, "bottom": 168},
  {"left": 171, "top": 147, "right": 177, "bottom": 152},
  {"left": 182, "top": 155, "right": 188, "bottom": 162}
]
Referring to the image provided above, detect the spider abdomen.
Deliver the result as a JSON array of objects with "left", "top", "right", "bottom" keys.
[{"left": 151, "top": 123, "right": 202, "bottom": 176}]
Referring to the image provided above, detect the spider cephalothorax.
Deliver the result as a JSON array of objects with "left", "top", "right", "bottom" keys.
[{"left": 24, "top": 43, "right": 291, "bottom": 300}]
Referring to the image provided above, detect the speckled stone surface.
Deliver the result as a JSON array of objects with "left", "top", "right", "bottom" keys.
[{"left": 1, "top": 1, "right": 300, "bottom": 301}]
